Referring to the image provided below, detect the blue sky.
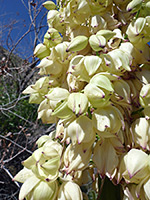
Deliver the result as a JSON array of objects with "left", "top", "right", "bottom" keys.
[
  {"left": 0, "top": 1, "right": 149, "bottom": 59},
  {"left": 0, "top": 0, "right": 56, "bottom": 59}
]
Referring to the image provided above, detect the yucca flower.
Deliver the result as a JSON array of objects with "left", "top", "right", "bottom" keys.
[
  {"left": 13, "top": 167, "right": 58, "bottom": 200},
  {"left": 57, "top": 181, "right": 83, "bottom": 200}
]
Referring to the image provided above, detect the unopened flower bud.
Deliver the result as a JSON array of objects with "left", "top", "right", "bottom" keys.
[
  {"left": 34, "top": 43, "right": 50, "bottom": 60},
  {"left": 89, "top": 34, "right": 106, "bottom": 51},
  {"left": 66, "top": 36, "right": 88, "bottom": 52},
  {"left": 96, "top": 29, "right": 116, "bottom": 41},
  {"left": 126, "top": 0, "right": 142, "bottom": 13},
  {"left": 43, "top": 1, "right": 56, "bottom": 10}
]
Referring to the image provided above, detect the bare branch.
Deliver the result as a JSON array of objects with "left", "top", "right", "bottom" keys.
[
  {"left": 2, "top": 166, "right": 20, "bottom": 188},
  {"left": 0, "top": 135, "right": 32, "bottom": 154}
]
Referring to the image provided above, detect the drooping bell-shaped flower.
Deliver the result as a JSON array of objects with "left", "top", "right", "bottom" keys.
[
  {"left": 36, "top": 136, "right": 63, "bottom": 157},
  {"left": 46, "top": 87, "right": 70, "bottom": 102},
  {"left": 68, "top": 54, "right": 102, "bottom": 82},
  {"left": 22, "top": 145, "right": 60, "bottom": 181},
  {"left": 84, "top": 73, "right": 114, "bottom": 108},
  {"left": 108, "top": 29, "right": 124, "bottom": 49},
  {"left": 93, "top": 138, "right": 122, "bottom": 178},
  {"left": 103, "top": 49, "right": 131, "bottom": 75},
  {"left": 119, "top": 42, "right": 145, "bottom": 66},
  {"left": 47, "top": 10, "right": 65, "bottom": 33},
  {"left": 13, "top": 167, "right": 58, "bottom": 200},
  {"left": 52, "top": 100, "right": 74, "bottom": 119},
  {"left": 37, "top": 56, "right": 63, "bottom": 76},
  {"left": 63, "top": 115, "right": 95, "bottom": 144},
  {"left": 45, "top": 87, "right": 75, "bottom": 118},
  {"left": 55, "top": 42, "right": 70, "bottom": 64},
  {"left": 67, "top": 71, "right": 86, "bottom": 92},
  {"left": 83, "top": 55, "right": 102, "bottom": 77},
  {"left": 42, "top": 87, "right": 70, "bottom": 120},
  {"left": 67, "top": 93, "right": 88, "bottom": 116},
  {"left": 57, "top": 181, "right": 83, "bottom": 200},
  {"left": 90, "top": 15, "right": 106, "bottom": 34},
  {"left": 44, "top": 28, "right": 62, "bottom": 48},
  {"left": 131, "top": 117, "right": 150, "bottom": 151},
  {"left": 89, "top": 72, "right": 114, "bottom": 91},
  {"left": 126, "top": 17, "right": 150, "bottom": 45},
  {"left": 84, "top": 83, "right": 111, "bottom": 108},
  {"left": 37, "top": 98, "right": 57, "bottom": 124},
  {"left": 68, "top": 55, "right": 89, "bottom": 81},
  {"left": 92, "top": 104, "right": 124, "bottom": 135},
  {"left": 119, "top": 149, "right": 149, "bottom": 184},
  {"left": 34, "top": 43, "right": 50, "bottom": 60},
  {"left": 22, "top": 77, "right": 50, "bottom": 104},
  {"left": 36, "top": 135, "right": 51, "bottom": 148},
  {"left": 63, "top": 142, "right": 93, "bottom": 174},
  {"left": 111, "top": 79, "right": 132, "bottom": 109}
]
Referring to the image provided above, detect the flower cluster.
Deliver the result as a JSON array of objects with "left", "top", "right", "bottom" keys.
[{"left": 14, "top": 0, "right": 150, "bottom": 199}]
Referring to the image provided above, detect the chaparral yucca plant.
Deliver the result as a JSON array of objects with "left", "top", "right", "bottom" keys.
[{"left": 13, "top": 0, "right": 150, "bottom": 199}]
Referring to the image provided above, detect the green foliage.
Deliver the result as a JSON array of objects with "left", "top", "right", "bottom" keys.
[
  {"left": 0, "top": 82, "right": 37, "bottom": 133},
  {"left": 99, "top": 177, "right": 122, "bottom": 200}
]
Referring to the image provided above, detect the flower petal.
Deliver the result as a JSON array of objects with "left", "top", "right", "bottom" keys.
[{"left": 19, "top": 176, "right": 40, "bottom": 200}]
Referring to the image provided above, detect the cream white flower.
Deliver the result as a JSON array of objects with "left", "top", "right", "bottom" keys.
[
  {"left": 92, "top": 105, "right": 124, "bottom": 135},
  {"left": 57, "top": 181, "right": 83, "bottom": 200},
  {"left": 13, "top": 167, "right": 58, "bottom": 200},
  {"left": 34, "top": 43, "right": 50, "bottom": 60},
  {"left": 131, "top": 117, "right": 150, "bottom": 151},
  {"left": 63, "top": 142, "right": 93, "bottom": 174},
  {"left": 93, "top": 137, "right": 124, "bottom": 178}
]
